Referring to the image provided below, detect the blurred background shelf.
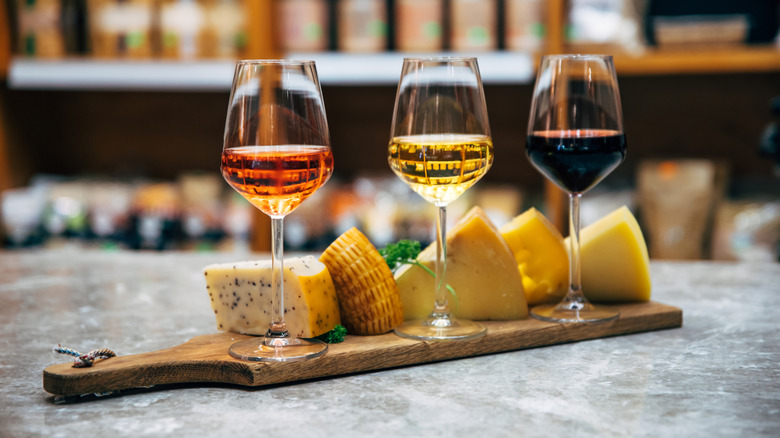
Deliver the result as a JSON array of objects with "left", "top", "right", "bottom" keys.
[
  {"left": 1, "top": 0, "right": 779, "bottom": 260},
  {"left": 7, "top": 58, "right": 236, "bottom": 91},
  {"left": 6, "top": 45, "right": 780, "bottom": 92},
  {"left": 285, "top": 51, "right": 535, "bottom": 85},
  {"left": 611, "top": 45, "right": 780, "bottom": 75},
  {"left": 6, "top": 52, "right": 535, "bottom": 90}
]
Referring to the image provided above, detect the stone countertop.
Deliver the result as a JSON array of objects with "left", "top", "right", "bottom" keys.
[{"left": 0, "top": 249, "right": 778, "bottom": 438}]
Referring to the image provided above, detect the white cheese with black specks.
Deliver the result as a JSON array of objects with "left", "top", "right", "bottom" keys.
[{"left": 203, "top": 255, "right": 341, "bottom": 337}]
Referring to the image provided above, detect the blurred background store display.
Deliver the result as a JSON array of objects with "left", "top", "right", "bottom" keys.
[
  {"left": 1, "top": 0, "right": 778, "bottom": 262},
  {"left": 12, "top": 0, "right": 248, "bottom": 59},
  {"left": 6, "top": 0, "right": 544, "bottom": 58},
  {"left": 2, "top": 168, "right": 777, "bottom": 262},
  {"left": 0, "top": 172, "right": 523, "bottom": 252},
  {"left": 9, "top": 0, "right": 778, "bottom": 59}
]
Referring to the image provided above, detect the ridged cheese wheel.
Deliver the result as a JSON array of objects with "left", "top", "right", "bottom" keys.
[
  {"left": 395, "top": 206, "right": 528, "bottom": 320},
  {"left": 203, "top": 255, "right": 341, "bottom": 337},
  {"left": 320, "top": 227, "right": 404, "bottom": 335}
]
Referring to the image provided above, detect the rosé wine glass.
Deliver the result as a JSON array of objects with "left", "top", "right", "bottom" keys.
[{"left": 221, "top": 60, "right": 333, "bottom": 361}]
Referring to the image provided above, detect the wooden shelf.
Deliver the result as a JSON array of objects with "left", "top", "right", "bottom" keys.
[{"left": 612, "top": 45, "right": 780, "bottom": 76}]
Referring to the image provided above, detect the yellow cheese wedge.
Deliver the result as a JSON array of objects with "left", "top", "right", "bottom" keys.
[
  {"left": 395, "top": 206, "right": 528, "bottom": 320},
  {"left": 203, "top": 255, "right": 341, "bottom": 337},
  {"left": 567, "top": 206, "right": 652, "bottom": 302},
  {"left": 499, "top": 207, "right": 568, "bottom": 305}
]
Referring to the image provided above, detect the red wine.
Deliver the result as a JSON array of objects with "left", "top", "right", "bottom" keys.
[{"left": 526, "top": 129, "right": 626, "bottom": 194}]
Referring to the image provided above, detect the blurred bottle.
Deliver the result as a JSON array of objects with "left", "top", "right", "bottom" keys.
[
  {"left": 505, "top": 0, "right": 545, "bottom": 52},
  {"left": 758, "top": 96, "right": 780, "bottom": 177},
  {"left": 449, "top": 0, "right": 497, "bottom": 52},
  {"left": 1, "top": 187, "right": 47, "bottom": 247},
  {"left": 87, "top": 0, "right": 154, "bottom": 58},
  {"left": 394, "top": 0, "right": 443, "bottom": 52},
  {"left": 128, "top": 182, "right": 181, "bottom": 250},
  {"left": 218, "top": 192, "right": 252, "bottom": 252},
  {"left": 86, "top": 181, "right": 133, "bottom": 248},
  {"left": 336, "top": 0, "right": 387, "bottom": 52},
  {"left": 178, "top": 172, "right": 224, "bottom": 250},
  {"left": 40, "top": 180, "right": 90, "bottom": 247},
  {"left": 276, "top": 0, "right": 329, "bottom": 52}
]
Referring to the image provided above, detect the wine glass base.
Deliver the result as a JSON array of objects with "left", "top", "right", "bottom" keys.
[
  {"left": 531, "top": 302, "right": 619, "bottom": 324},
  {"left": 394, "top": 315, "right": 487, "bottom": 341},
  {"left": 228, "top": 336, "right": 328, "bottom": 362}
]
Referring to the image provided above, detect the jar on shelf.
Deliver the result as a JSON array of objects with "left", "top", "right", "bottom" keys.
[
  {"left": 276, "top": 0, "right": 330, "bottom": 52},
  {"left": 158, "top": 0, "right": 206, "bottom": 59},
  {"left": 449, "top": 0, "right": 497, "bottom": 52},
  {"left": 505, "top": 0, "right": 545, "bottom": 53},
  {"left": 87, "top": 0, "right": 154, "bottom": 58},
  {"left": 336, "top": 0, "right": 387, "bottom": 53},
  {"left": 16, "top": 0, "right": 67, "bottom": 58},
  {"left": 200, "top": 0, "right": 247, "bottom": 59},
  {"left": 394, "top": 0, "right": 443, "bottom": 52}
]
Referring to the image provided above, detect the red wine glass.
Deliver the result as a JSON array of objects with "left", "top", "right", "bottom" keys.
[{"left": 526, "top": 54, "right": 625, "bottom": 323}]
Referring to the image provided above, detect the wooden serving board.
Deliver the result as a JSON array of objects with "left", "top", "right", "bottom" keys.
[{"left": 44, "top": 301, "right": 682, "bottom": 397}]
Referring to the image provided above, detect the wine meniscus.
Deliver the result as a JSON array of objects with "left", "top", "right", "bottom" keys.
[
  {"left": 388, "top": 134, "right": 493, "bottom": 205},
  {"left": 221, "top": 145, "right": 333, "bottom": 217}
]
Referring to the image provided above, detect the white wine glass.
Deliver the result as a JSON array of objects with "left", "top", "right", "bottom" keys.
[
  {"left": 389, "top": 57, "right": 493, "bottom": 341},
  {"left": 526, "top": 54, "right": 625, "bottom": 323},
  {"left": 221, "top": 60, "right": 333, "bottom": 361}
]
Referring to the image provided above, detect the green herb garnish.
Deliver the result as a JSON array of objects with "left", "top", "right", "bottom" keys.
[
  {"left": 379, "top": 240, "right": 457, "bottom": 302},
  {"left": 315, "top": 324, "right": 347, "bottom": 343}
]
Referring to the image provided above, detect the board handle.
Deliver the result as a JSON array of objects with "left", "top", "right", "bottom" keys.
[{"left": 43, "top": 333, "right": 256, "bottom": 397}]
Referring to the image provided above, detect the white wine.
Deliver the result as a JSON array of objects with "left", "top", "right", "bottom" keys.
[{"left": 388, "top": 134, "right": 493, "bottom": 205}]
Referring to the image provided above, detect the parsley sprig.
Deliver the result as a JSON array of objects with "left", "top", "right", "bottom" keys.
[
  {"left": 379, "top": 240, "right": 457, "bottom": 302},
  {"left": 315, "top": 324, "right": 347, "bottom": 343}
]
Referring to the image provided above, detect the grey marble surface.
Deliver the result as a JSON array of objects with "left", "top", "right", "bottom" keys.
[{"left": 0, "top": 248, "right": 778, "bottom": 438}]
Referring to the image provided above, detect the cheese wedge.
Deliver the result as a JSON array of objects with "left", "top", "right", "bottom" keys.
[
  {"left": 395, "top": 206, "right": 528, "bottom": 320},
  {"left": 567, "top": 206, "right": 652, "bottom": 302},
  {"left": 499, "top": 207, "right": 568, "bottom": 305},
  {"left": 203, "top": 256, "right": 341, "bottom": 337}
]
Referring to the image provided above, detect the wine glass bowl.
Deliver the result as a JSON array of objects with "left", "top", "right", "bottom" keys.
[
  {"left": 389, "top": 57, "right": 492, "bottom": 341},
  {"left": 526, "top": 54, "right": 625, "bottom": 323},
  {"left": 388, "top": 133, "right": 493, "bottom": 205},
  {"left": 221, "top": 60, "right": 332, "bottom": 361}
]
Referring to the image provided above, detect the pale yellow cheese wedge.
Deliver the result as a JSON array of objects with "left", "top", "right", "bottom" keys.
[
  {"left": 566, "top": 206, "right": 652, "bottom": 302},
  {"left": 203, "top": 256, "right": 341, "bottom": 337},
  {"left": 499, "top": 207, "right": 568, "bottom": 305},
  {"left": 395, "top": 206, "right": 528, "bottom": 320}
]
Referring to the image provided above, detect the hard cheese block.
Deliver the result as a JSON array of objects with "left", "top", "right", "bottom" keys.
[
  {"left": 395, "top": 206, "right": 528, "bottom": 320},
  {"left": 499, "top": 207, "right": 568, "bottom": 306},
  {"left": 203, "top": 255, "right": 341, "bottom": 337},
  {"left": 568, "top": 205, "right": 652, "bottom": 302}
]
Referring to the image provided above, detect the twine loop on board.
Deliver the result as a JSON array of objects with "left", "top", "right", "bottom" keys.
[{"left": 53, "top": 344, "right": 117, "bottom": 368}]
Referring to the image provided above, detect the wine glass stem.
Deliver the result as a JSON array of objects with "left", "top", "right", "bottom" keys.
[
  {"left": 268, "top": 216, "right": 288, "bottom": 338},
  {"left": 568, "top": 193, "right": 585, "bottom": 304},
  {"left": 434, "top": 205, "right": 449, "bottom": 315}
]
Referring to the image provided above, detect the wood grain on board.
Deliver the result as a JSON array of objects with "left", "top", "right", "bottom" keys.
[{"left": 44, "top": 301, "right": 682, "bottom": 397}]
